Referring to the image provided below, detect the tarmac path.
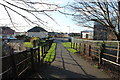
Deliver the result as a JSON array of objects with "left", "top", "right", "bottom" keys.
[{"left": 37, "top": 38, "right": 110, "bottom": 79}]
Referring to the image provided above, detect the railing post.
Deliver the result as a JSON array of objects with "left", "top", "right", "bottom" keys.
[
  {"left": 31, "top": 48, "right": 34, "bottom": 71},
  {"left": 41, "top": 45, "right": 44, "bottom": 64},
  {"left": 41, "top": 45, "right": 44, "bottom": 57},
  {"left": 89, "top": 45, "right": 91, "bottom": 56},
  {"left": 116, "top": 42, "right": 120, "bottom": 63},
  {"left": 76, "top": 43, "right": 78, "bottom": 50},
  {"left": 84, "top": 43, "right": 86, "bottom": 54},
  {"left": 38, "top": 46, "right": 40, "bottom": 63},
  {"left": 73, "top": 43, "right": 75, "bottom": 49},
  {"left": 71, "top": 42, "right": 72, "bottom": 48},
  {"left": 10, "top": 49, "right": 18, "bottom": 78},
  {"left": 79, "top": 43, "right": 81, "bottom": 53},
  {"left": 99, "top": 43, "right": 105, "bottom": 65},
  {"left": 44, "top": 44, "right": 46, "bottom": 55}
]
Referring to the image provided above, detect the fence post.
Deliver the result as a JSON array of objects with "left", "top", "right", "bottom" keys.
[
  {"left": 73, "top": 43, "right": 75, "bottom": 49},
  {"left": 76, "top": 43, "right": 78, "bottom": 50},
  {"left": 71, "top": 42, "right": 72, "bottom": 48},
  {"left": 31, "top": 48, "right": 34, "bottom": 71},
  {"left": 89, "top": 45, "right": 91, "bottom": 56},
  {"left": 10, "top": 49, "right": 18, "bottom": 78},
  {"left": 116, "top": 41, "right": 120, "bottom": 63},
  {"left": 79, "top": 43, "right": 81, "bottom": 53},
  {"left": 40, "top": 45, "right": 43, "bottom": 64},
  {"left": 99, "top": 43, "right": 105, "bottom": 65},
  {"left": 38, "top": 46, "right": 40, "bottom": 63},
  {"left": 44, "top": 44, "right": 46, "bottom": 55},
  {"left": 84, "top": 43, "right": 86, "bottom": 54},
  {"left": 81, "top": 43, "right": 83, "bottom": 54},
  {"left": 41, "top": 45, "right": 44, "bottom": 57}
]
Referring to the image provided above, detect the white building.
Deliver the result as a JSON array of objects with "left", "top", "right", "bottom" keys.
[
  {"left": 27, "top": 26, "right": 48, "bottom": 38},
  {"left": 14, "top": 32, "right": 28, "bottom": 36},
  {"left": 81, "top": 30, "right": 93, "bottom": 39}
]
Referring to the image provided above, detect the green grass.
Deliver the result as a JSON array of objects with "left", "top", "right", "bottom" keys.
[
  {"left": 24, "top": 42, "right": 56, "bottom": 62},
  {"left": 67, "top": 48, "right": 77, "bottom": 53},
  {"left": 62, "top": 42, "right": 77, "bottom": 53},
  {"left": 24, "top": 42, "right": 33, "bottom": 48},
  {"left": 44, "top": 43, "right": 56, "bottom": 62},
  {"left": 62, "top": 42, "right": 71, "bottom": 48}
]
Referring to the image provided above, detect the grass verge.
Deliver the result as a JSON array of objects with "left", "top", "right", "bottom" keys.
[
  {"left": 67, "top": 48, "right": 77, "bottom": 53},
  {"left": 44, "top": 43, "right": 56, "bottom": 62},
  {"left": 62, "top": 42, "right": 77, "bottom": 53},
  {"left": 62, "top": 42, "right": 71, "bottom": 48},
  {"left": 24, "top": 42, "right": 33, "bottom": 48},
  {"left": 24, "top": 42, "right": 56, "bottom": 62}
]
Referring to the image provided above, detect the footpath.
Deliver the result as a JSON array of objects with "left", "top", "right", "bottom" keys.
[{"left": 36, "top": 41, "right": 110, "bottom": 79}]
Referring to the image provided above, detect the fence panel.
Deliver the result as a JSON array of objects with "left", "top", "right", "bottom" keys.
[
  {"left": 72, "top": 38, "right": 120, "bottom": 66},
  {"left": 1, "top": 40, "right": 53, "bottom": 78}
]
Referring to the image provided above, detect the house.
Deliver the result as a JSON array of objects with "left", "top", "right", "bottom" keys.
[
  {"left": 69, "top": 33, "right": 81, "bottom": 37},
  {"left": 54, "top": 33, "right": 69, "bottom": 38},
  {"left": 81, "top": 30, "right": 93, "bottom": 39},
  {"left": 14, "top": 32, "right": 28, "bottom": 36},
  {"left": 0, "top": 26, "right": 15, "bottom": 39},
  {"left": 93, "top": 21, "right": 117, "bottom": 40},
  {"left": 62, "top": 33, "right": 69, "bottom": 37},
  {"left": 48, "top": 32, "right": 56, "bottom": 38},
  {"left": 27, "top": 26, "right": 48, "bottom": 38}
]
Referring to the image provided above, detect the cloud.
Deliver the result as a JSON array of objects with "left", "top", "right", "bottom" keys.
[{"left": 54, "top": 1, "right": 64, "bottom": 5}]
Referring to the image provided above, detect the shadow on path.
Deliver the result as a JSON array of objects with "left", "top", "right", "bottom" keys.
[
  {"left": 37, "top": 64, "right": 97, "bottom": 79},
  {"left": 35, "top": 38, "right": 110, "bottom": 79}
]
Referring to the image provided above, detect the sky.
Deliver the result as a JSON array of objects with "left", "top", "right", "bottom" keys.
[{"left": 0, "top": 0, "right": 93, "bottom": 33}]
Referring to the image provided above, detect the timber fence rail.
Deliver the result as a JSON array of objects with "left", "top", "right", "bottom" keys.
[
  {"left": 71, "top": 38, "right": 120, "bottom": 67},
  {"left": 1, "top": 40, "right": 53, "bottom": 79}
]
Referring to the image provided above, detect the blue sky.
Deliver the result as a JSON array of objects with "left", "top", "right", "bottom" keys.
[{"left": 0, "top": 0, "right": 93, "bottom": 33}]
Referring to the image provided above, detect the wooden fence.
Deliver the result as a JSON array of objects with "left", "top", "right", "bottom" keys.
[
  {"left": 1, "top": 40, "right": 53, "bottom": 79},
  {"left": 71, "top": 38, "right": 120, "bottom": 67}
]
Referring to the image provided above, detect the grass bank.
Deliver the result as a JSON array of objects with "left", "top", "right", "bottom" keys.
[
  {"left": 24, "top": 42, "right": 56, "bottom": 62},
  {"left": 44, "top": 43, "right": 56, "bottom": 62},
  {"left": 62, "top": 42, "right": 77, "bottom": 53}
]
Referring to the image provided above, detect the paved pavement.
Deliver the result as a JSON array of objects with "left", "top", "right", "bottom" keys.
[{"left": 37, "top": 39, "right": 111, "bottom": 79}]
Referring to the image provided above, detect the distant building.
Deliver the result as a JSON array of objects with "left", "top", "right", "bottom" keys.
[
  {"left": 0, "top": 26, "right": 15, "bottom": 39},
  {"left": 81, "top": 30, "right": 93, "bottom": 39},
  {"left": 27, "top": 26, "right": 48, "bottom": 38},
  {"left": 48, "top": 32, "right": 56, "bottom": 37},
  {"left": 63, "top": 33, "right": 69, "bottom": 37},
  {"left": 14, "top": 32, "right": 28, "bottom": 36},
  {"left": 93, "top": 21, "right": 117, "bottom": 40},
  {"left": 69, "top": 33, "right": 80, "bottom": 37}
]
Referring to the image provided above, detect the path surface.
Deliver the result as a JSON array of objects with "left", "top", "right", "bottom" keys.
[{"left": 37, "top": 38, "right": 110, "bottom": 79}]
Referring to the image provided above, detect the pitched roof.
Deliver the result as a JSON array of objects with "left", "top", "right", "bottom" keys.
[
  {"left": 0, "top": 26, "right": 14, "bottom": 30},
  {"left": 27, "top": 26, "right": 47, "bottom": 32},
  {"left": 0, "top": 26, "right": 15, "bottom": 34}
]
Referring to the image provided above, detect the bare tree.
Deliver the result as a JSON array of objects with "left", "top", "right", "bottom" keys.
[
  {"left": 68, "top": 0, "right": 120, "bottom": 41},
  {"left": 0, "top": 0, "right": 62, "bottom": 31}
]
